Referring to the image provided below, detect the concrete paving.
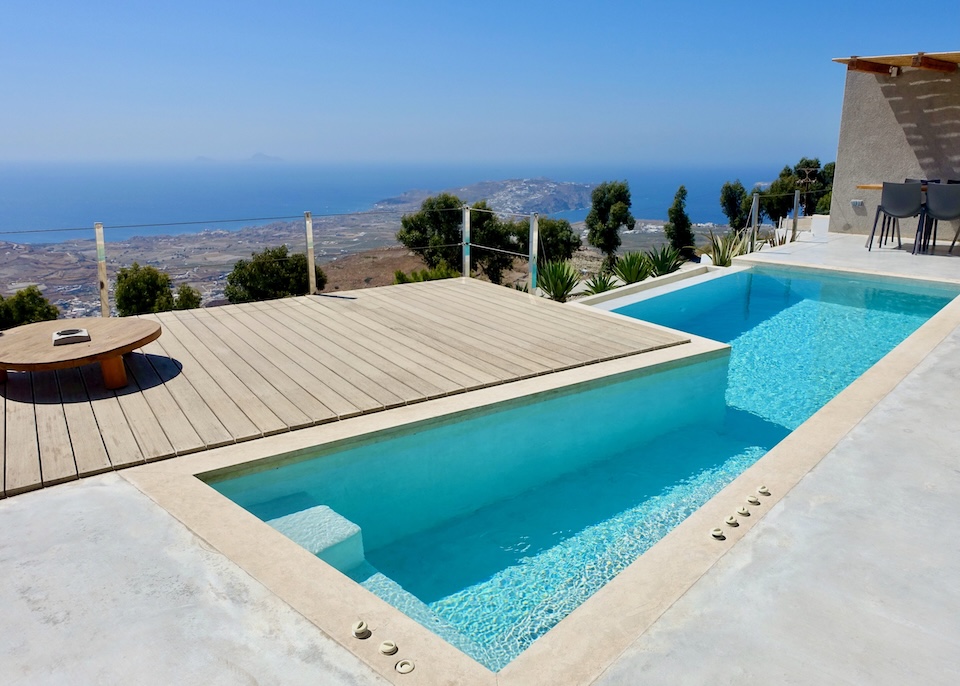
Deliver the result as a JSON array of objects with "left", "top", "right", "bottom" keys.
[{"left": 0, "top": 473, "right": 387, "bottom": 686}]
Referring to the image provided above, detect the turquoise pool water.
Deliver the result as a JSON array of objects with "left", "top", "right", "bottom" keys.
[{"left": 209, "top": 265, "right": 957, "bottom": 671}]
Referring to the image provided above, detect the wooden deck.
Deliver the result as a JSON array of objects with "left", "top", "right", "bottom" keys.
[{"left": 0, "top": 279, "right": 688, "bottom": 497}]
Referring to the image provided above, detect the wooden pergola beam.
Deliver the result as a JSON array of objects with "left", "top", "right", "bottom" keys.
[
  {"left": 847, "top": 58, "right": 899, "bottom": 76},
  {"left": 911, "top": 52, "right": 958, "bottom": 73}
]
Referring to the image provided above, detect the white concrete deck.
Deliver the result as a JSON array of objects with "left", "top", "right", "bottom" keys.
[{"left": 2, "top": 233, "right": 960, "bottom": 684}]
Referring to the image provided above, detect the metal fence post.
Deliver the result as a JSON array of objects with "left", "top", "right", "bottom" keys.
[
  {"left": 529, "top": 213, "right": 539, "bottom": 292},
  {"left": 304, "top": 211, "right": 317, "bottom": 294},
  {"left": 462, "top": 205, "right": 471, "bottom": 277},
  {"left": 749, "top": 194, "right": 759, "bottom": 253},
  {"left": 95, "top": 222, "right": 109, "bottom": 317}
]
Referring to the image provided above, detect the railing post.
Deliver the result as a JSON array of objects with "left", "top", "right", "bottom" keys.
[
  {"left": 304, "top": 211, "right": 317, "bottom": 294},
  {"left": 95, "top": 222, "right": 109, "bottom": 317},
  {"left": 462, "top": 205, "right": 471, "bottom": 277},
  {"left": 791, "top": 189, "right": 800, "bottom": 241},
  {"left": 749, "top": 193, "right": 759, "bottom": 253},
  {"left": 529, "top": 213, "right": 539, "bottom": 292}
]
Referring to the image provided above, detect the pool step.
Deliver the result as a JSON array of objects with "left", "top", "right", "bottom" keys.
[{"left": 268, "top": 505, "right": 365, "bottom": 571}]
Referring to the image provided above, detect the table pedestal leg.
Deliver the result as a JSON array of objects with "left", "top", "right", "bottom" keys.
[
  {"left": 0, "top": 369, "right": 6, "bottom": 383},
  {"left": 100, "top": 356, "right": 127, "bottom": 389}
]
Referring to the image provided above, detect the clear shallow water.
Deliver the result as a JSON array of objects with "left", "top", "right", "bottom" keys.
[
  {"left": 210, "top": 266, "right": 957, "bottom": 671},
  {"left": 614, "top": 267, "right": 959, "bottom": 429}
]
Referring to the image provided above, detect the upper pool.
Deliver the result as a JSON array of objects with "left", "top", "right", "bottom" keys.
[
  {"left": 611, "top": 265, "right": 960, "bottom": 429},
  {"left": 208, "top": 265, "right": 958, "bottom": 671}
]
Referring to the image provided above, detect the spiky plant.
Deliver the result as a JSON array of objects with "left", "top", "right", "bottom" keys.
[
  {"left": 645, "top": 245, "right": 683, "bottom": 277},
  {"left": 704, "top": 230, "right": 754, "bottom": 267},
  {"left": 583, "top": 272, "right": 618, "bottom": 295},
  {"left": 537, "top": 260, "right": 581, "bottom": 303},
  {"left": 612, "top": 251, "right": 651, "bottom": 284}
]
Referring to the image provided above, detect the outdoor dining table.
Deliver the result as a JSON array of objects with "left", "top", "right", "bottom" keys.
[{"left": 0, "top": 317, "right": 162, "bottom": 389}]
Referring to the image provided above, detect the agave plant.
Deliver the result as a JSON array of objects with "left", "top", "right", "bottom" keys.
[
  {"left": 537, "top": 260, "right": 581, "bottom": 303},
  {"left": 704, "top": 230, "right": 754, "bottom": 267},
  {"left": 612, "top": 251, "right": 651, "bottom": 284},
  {"left": 645, "top": 245, "right": 683, "bottom": 277},
  {"left": 583, "top": 272, "right": 617, "bottom": 295}
]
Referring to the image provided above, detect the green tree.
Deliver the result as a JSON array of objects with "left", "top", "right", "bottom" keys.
[
  {"left": 720, "top": 180, "right": 751, "bottom": 232},
  {"left": 0, "top": 285, "right": 59, "bottom": 330},
  {"left": 815, "top": 190, "right": 833, "bottom": 215},
  {"left": 586, "top": 181, "right": 635, "bottom": 269},
  {"left": 510, "top": 216, "right": 582, "bottom": 265},
  {"left": 760, "top": 166, "right": 797, "bottom": 227},
  {"left": 173, "top": 283, "right": 202, "bottom": 310},
  {"left": 396, "top": 193, "right": 464, "bottom": 271},
  {"left": 664, "top": 185, "right": 695, "bottom": 258},
  {"left": 224, "top": 245, "right": 326, "bottom": 304},
  {"left": 115, "top": 263, "right": 202, "bottom": 316},
  {"left": 470, "top": 201, "right": 518, "bottom": 284}
]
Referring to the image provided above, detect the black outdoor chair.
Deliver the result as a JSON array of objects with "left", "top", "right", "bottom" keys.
[
  {"left": 921, "top": 183, "right": 960, "bottom": 253},
  {"left": 868, "top": 181, "right": 922, "bottom": 251}
]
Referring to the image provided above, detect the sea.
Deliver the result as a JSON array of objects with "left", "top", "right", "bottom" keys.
[{"left": 0, "top": 162, "right": 777, "bottom": 244}]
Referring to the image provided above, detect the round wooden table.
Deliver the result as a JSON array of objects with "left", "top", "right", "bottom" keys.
[{"left": 0, "top": 317, "right": 162, "bottom": 389}]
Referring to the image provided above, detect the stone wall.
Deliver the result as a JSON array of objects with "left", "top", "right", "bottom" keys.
[{"left": 830, "top": 68, "right": 960, "bottom": 238}]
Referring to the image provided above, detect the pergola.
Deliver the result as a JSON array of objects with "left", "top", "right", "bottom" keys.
[{"left": 834, "top": 51, "right": 960, "bottom": 76}]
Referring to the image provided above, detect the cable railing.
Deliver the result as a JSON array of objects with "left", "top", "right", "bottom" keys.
[{"left": 0, "top": 204, "right": 542, "bottom": 318}]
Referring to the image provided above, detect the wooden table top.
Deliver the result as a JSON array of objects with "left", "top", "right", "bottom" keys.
[
  {"left": 857, "top": 183, "right": 928, "bottom": 190},
  {"left": 0, "top": 317, "right": 161, "bottom": 371}
]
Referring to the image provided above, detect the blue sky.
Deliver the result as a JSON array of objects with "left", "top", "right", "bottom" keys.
[{"left": 2, "top": 1, "right": 958, "bottom": 166}]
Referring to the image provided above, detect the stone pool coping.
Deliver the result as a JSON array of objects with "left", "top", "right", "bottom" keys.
[{"left": 122, "top": 256, "right": 960, "bottom": 685}]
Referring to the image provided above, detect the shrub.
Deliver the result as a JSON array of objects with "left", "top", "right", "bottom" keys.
[
  {"left": 645, "top": 245, "right": 683, "bottom": 277},
  {"left": 704, "top": 230, "right": 753, "bottom": 267},
  {"left": 583, "top": 272, "right": 617, "bottom": 295},
  {"left": 612, "top": 251, "right": 651, "bottom": 284},
  {"left": 538, "top": 260, "right": 581, "bottom": 303},
  {"left": 394, "top": 262, "right": 460, "bottom": 284},
  {"left": 0, "top": 285, "right": 59, "bottom": 330},
  {"left": 225, "top": 245, "right": 326, "bottom": 304}
]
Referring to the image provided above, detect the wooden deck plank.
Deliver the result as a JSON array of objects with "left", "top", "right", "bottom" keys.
[
  {"left": 206, "top": 306, "right": 379, "bottom": 416},
  {"left": 290, "top": 298, "right": 480, "bottom": 393},
  {"left": 455, "top": 278, "right": 685, "bottom": 348},
  {"left": 422, "top": 281, "right": 630, "bottom": 359},
  {"left": 350, "top": 291, "right": 541, "bottom": 379},
  {"left": 96, "top": 363, "right": 174, "bottom": 462},
  {"left": 342, "top": 288, "right": 553, "bottom": 375},
  {"left": 154, "top": 314, "right": 288, "bottom": 437},
  {"left": 318, "top": 293, "right": 517, "bottom": 382},
  {"left": 31, "top": 371, "right": 77, "bottom": 486},
  {"left": 378, "top": 285, "right": 583, "bottom": 368},
  {"left": 438, "top": 279, "right": 661, "bottom": 351},
  {"left": 124, "top": 352, "right": 205, "bottom": 455},
  {"left": 138, "top": 340, "right": 234, "bottom": 450},
  {"left": 178, "top": 311, "right": 322, "bottom": 429},
  {"left": 56, "top": 368, "right": 112, "bottom": 476},
  {"left": 302, "top": 296, "right": 500, "bottom": 388},
  {"left": 4, "top": 373, "right": 42, "bottom": 495},
  {"left": 275, "top": 300, "right": 461, "bottom": 398},
  {"left": 77, "top": 365, "right": 145, "bottom": 469},
  {"left": 230, "top": 305, "right": 416, "bottom": 408},
  {"left": 144, "top": 320, "right": 262, "bottom": 442}
]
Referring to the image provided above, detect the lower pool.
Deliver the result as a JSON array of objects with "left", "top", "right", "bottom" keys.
[{"left": 208, "top": 265, "right": 958, "bottom": 671}]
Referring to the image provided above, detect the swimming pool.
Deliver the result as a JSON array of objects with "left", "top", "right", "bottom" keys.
[{"left": 208, "top": 265, "right": 958, "bottom": 671}]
